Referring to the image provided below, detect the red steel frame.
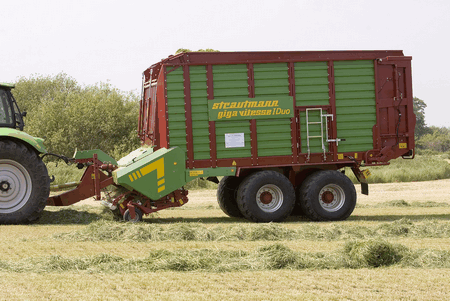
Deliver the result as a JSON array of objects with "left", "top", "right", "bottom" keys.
[{"left": 140, "top": 51, "right": 415, "bottom": 181}]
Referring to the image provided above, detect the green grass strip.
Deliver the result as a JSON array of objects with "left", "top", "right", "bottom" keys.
[
  {"left": 2, "top": 241, "right": 450, "bottom": 273},
  {"left": 54, "top": 218, "right": 450, "bottom": 242}
]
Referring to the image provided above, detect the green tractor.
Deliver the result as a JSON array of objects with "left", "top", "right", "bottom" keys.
[{"left": 0, "top": 83, "right": 50, "bottom": 224}]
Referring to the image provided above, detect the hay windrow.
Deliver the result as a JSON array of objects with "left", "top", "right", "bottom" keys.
[
  {"left": 53, "top": 219, "right": 450, "bottom": 242},
  {"left": 2, "top": 242, "right": 450, "bottom": 273}
]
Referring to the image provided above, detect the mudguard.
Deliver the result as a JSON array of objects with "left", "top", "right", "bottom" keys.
[{"left": 0, "top": 128, "right": 47, "bottom": 153}]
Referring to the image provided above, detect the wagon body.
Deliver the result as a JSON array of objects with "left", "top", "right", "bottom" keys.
[{"left": 139, "top": 51, "right": 415, "bottom": 175}]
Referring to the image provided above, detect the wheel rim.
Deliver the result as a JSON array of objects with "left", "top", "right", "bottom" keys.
[
  {"left": 256, "top": 184, "right": 283, "bottom": 213},
  {"left": 125, "top": 209, "right": 141, "bottom": 222},
  {"left": 0, "top": 159, "right": 32, "bottom": 213},
  {"left": 319, "top": 184, "right": 345, "bottom": 212}
]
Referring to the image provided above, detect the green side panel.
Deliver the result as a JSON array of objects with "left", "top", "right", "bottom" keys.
[
  {"left": 299, "top": 110, "right": 328, "bottom": 154},
  {"left": 0, "top": 128, "right": 47, "bottom": 153},
  {"left": 166, "top": 67, "right": 187, "bottom": 156},
  {"left": 334, "top": 60, "right": 376, "bottom": 152},
  {"left": 294, "top": 61, "right": 330, "bottom": 106},
  {"left": 212, "top": 64, "right": 249, "bottom": 98},
  {"left": 113, "top": 147, "right": 186, "bottom": 200},
  {"left": 256, "top": 119, "right": 292, "bottom": 157},
  {"left": 190, "top": 65, "right": 210, "bottom": 160},
  {"left": 254, "top": 63, "right": 292, "bottom": 157},
  {"left": 215, "top": 120, "right": 251, "bottom": 159},
  {"left": 213, "top": 64, "right": 251, "bottom": 159}
]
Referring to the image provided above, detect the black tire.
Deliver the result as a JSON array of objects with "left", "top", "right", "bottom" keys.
[
  {"left": 217, "top": 176, "right": 243, "bottom": 218},
  {"left": 236, "top": 170, "right": 295, "bottom": 222},
  {"left": 291, "top": 185, "right": 306, "bottom": 216},
  {"left": 299, "top": 170, "right": 356, "bottom": 221},
  {"left": 0, "top": 140, "right": 50, "bottom": 224},
  {"left": 123, "top": 207, "right": 143, "bottom": 223}
]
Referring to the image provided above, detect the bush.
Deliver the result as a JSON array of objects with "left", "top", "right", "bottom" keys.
[{"left": 14, "top": 74, "right": 140, "bottom": 159}]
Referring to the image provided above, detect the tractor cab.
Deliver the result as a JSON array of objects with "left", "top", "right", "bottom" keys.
[{"left": 0, "top": 83, "right": 25, "bottom": 131}]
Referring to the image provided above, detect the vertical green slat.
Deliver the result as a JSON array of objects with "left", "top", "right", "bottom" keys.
[
  {"left": 254, "top": 63, "right": 292, "bottom": 157},
  {"left": 213, "top": 64, "right": 251, "bottom": 158},
  {"left": 295, "top": 61, "right": 330, "bottom": 107},
  {"left": 190, "top": 65, "right": 210, "bottom": 160},
  {"left": 334, "top": 60, "right": 376, "bottom": 152},
  {"left": 166, "top": 67, "right": 187, "bottom": 155}
]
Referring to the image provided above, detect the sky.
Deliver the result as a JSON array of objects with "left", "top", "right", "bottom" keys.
[{"left": 1, "top": 0, "right": 449, "bottom": 127}]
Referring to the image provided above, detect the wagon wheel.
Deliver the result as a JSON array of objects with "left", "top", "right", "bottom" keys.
[
  {"left": 236, "top": 170, "right": 295, "bottom": 222},
  {"left": 217, "top": 176, "right": 243, "bottom": 218},
  {"left": 299, "top": 170, "right": 356, "bottom": 221}
]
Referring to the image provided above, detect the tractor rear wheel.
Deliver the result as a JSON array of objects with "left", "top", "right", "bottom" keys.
[
  {"left": 236, "top": 171, "right": 295, "bottom": 222},
  {"left": 217, "top": 176, "right": 243, "bottom": 218},
  {"left": 299, "top": 170, "right": 356, "bottom": 221},
  {"left": 0, "top": 140, "right": 50, "bottom": 224}
]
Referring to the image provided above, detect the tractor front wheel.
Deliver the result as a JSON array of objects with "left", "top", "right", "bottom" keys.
[{"left": 0, "top": 140, "right": 50, "bottom": 224}]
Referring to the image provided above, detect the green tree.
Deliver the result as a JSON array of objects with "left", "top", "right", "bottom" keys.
[
  {"left": 14, "top": 74, "right": 140, "bottom": 159},
  {"left": 413, "top": 97, "right": 429, "bottom": 138},
  {"left": 416, "top": 126, "right": 450, "bottom": 153}
]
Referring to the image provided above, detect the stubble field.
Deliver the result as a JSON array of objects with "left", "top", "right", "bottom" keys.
[{"left": 1, "top": 180, "right": 450, "bottom": 300}]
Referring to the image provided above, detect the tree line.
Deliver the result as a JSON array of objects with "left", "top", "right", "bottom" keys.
[
  {"left": 414, "top": 97, "right": 450, "bottom": 154},
  {"left": 14, "top": 73, "right": 140, "bottom": 160}
]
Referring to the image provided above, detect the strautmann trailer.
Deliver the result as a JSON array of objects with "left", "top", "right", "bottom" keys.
[
  {"left": 1, "top": 50, "right": 415, "bottom": 224},
  {"left": 133, "top": 50, "right": 415, "bottom": 222}
]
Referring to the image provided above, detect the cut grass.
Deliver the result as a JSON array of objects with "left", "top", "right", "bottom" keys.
[
  {"left": 2, "top": 269, "right": 450, "bottom": 301},
  {"left": 3, "top": 183, "right": 450, "bottom": 300},
  {"left": 1, "top": 241, "right": 450, "bottom": 273},
  {"left": 53, "top": 218, "right": 450, "bottom": 242}
]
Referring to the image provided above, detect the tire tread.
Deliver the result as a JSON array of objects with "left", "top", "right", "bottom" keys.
[{"left": 0, "top": 140, "right": 49, "bottom": 224}]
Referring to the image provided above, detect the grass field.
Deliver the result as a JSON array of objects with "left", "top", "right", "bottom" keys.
[{"left": 2, "top": 180, "right": 450, "bottom": 300}]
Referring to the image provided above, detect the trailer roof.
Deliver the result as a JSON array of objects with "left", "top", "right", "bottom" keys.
[{"left": 152, "top": 50, "right": 405, "bottom": 68}]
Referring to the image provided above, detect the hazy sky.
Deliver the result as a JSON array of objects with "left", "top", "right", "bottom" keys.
[{"left": 1, "top": 0, "right": 449, "bottom": 127}]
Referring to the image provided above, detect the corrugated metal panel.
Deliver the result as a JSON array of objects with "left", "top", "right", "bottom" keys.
[
  {"left": 334, "top": 60, "right": 376, "bottom": 152},
  {"left": 254, "top": 63, "right": 292, "bottom": 157},
  {"left": 213, "top": 64, "right": 251, "bottom": 159},
  {"left": 166, "top": 67, "right": 187, "bottom": 154},
  {"left": 189, "top": 66, "right": 210, "bottom": 160},
  {"left": 294, "top": 62, "right": 330, "bottom": 106}
]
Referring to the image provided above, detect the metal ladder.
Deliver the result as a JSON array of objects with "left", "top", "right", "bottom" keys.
[{"left": 305, "top": 108, "right": 333, "bottom": 161}]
